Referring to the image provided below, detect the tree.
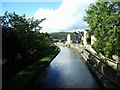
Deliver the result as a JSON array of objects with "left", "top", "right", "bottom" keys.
[
  {"left": 84, "top": 1, "right": 120, "bottom": 58},
  {"left": 2, "top": 11, "right": 51, "bottom": 64},
  {"left": 2, "top": 11, "right": 60, "bottom": 80}
]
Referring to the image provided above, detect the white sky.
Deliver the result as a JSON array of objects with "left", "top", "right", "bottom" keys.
[{"left": 34, "top": 0, "right": 97, "bottom": 32}]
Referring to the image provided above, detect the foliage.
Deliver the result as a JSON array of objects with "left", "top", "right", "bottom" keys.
[
  {"left": 49, "top": 32, "right": 69, "bottom": 41},
  {"left": 3, "top": 51, "right": 60, "bottom": 89},
  {"left": 53, "top": 39, "right": 59, "bottom": 42},
  {"left": 84, "top": 1, "right": 120, "bottom": 58},
  {"left": 2, "top": 11, "right": 58, "bottom": 77}
]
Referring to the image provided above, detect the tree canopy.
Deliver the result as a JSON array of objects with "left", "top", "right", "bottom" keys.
[
  {"left": 84, "top": 1, "right": 120, "bottom": 58},
  {"left": 2, "top": 11, "right": 56, "bottom": 64}
]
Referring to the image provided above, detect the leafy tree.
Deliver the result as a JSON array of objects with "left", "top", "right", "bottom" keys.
[
  {"left": 2, "top": 11, "right": 56, "bottom": 65},
  {"left": 84, "top": 1, "right": 120, "bottom": 58},
  {"left": 2, "top": 11, "right": 60, "bottom": 80}
]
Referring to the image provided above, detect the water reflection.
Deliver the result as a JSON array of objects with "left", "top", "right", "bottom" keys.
[{"left": 41, "top": 46, "right": 99, "bottom": 88}]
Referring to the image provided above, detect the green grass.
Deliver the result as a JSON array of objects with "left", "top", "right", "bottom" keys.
[
  {"left": 41, "top": 54, "right": 54, "bottom": 61},
  {"left": 3, "top": 51, "right": 60, "bottom": 89}
]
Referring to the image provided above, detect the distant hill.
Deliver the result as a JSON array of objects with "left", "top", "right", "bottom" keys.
[{"left": 49, "top": 32, "right": 70, "bottom": 41}]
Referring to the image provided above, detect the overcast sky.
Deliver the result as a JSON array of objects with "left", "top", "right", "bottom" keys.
[{"left": 2, "top": 0, "right": 97, "bottom": 33}]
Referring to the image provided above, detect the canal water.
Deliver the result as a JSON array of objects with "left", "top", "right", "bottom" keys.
[{"left": 32, "top": 45, "right": 100, "bottom": 88}]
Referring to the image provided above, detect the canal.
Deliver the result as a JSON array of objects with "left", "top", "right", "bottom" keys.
[{"left": 31, "top": 45, "right": 100, "bottom": 88}]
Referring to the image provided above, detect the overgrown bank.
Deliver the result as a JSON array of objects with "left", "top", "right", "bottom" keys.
[
  {"left": 3, "top": 46, "right": 60, "bottom": 89},
  {"left": 2, "top": 12, "right": 61, "bottom": 89}
]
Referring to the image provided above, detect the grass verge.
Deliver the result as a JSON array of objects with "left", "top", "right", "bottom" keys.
[{"left": 3, "top": 49, "right": 60, "bottom": 89}]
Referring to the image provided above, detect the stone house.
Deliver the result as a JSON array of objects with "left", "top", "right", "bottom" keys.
[
  {"left": 66, "top": 29, "right": 96, "bottom": 46},
  {"left": 66, "top": 31, "right": 83, "bottom": 44}
]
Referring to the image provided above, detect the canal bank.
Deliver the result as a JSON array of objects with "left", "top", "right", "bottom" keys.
[
  {"left": 27, "top": 45, "right": 101, "bottom": 88},
  {"left": 22, "top": 46, "right": 61, "bottom": 89},
  {"left": 3, "top": 46, "right": 60, "bottom": 89},
  {"left": 68, "top": 44, "right": 120, "bottom": 88}
]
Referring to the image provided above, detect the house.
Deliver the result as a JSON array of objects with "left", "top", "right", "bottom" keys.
[
  {"left": 66, "top": 31, "right": 83, "bottom": 44},
  {"left": 65, "top": 28, "right": 96, "bottom": 46}
]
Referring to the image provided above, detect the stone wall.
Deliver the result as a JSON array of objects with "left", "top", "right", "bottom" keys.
[
  {"left": 70, "top": 44, "right": 120, "bottom": 88},
  {"left": 87, "top": 52, "right": 120, "bottom": 88}
]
